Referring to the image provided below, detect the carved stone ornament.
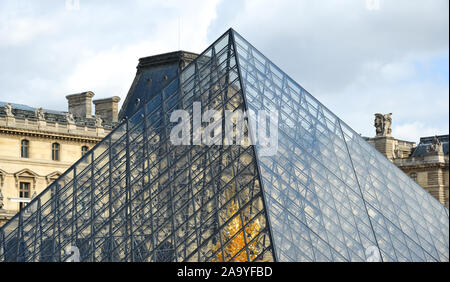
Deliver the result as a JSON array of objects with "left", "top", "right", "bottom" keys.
[
  {"left": 95, "top": 115, "right": 103, "bottom": 127},
  {"left": 66, "top": 112, "right": 75, "bottom": 124},
  {"left": 428, "top": 135, "right": 443, "bottom": 153},
  {"left": 5, "top": 103, "right": 14, "bottom": 117},
  {"left": 374, "top": 113, "right": 392, "bottom": 136},
  {"left": 35, "top": 107, "right": 45, "bottom": 120}
]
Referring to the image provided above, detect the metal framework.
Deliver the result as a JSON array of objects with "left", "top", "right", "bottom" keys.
[{"left": 0, "top": 29, "right": 448, "bottom": 262}]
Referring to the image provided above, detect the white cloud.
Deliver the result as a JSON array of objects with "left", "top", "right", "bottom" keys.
[
  {"left": 0, "top": 0, "right": 447, "bottom": 143},
  {"left": 394, "top": 122, "right": 447, "bottom": 142},
  {"left": 0, "top": 0, "right": 220, "bottom": 111},
  {"left": 63, "top": 41, "right": 171, "bottom": 101},
  {"left": 207, "top": 0, "right": 449, "bottom": 142},
  {"left": 0, "top": 17, "right": 58, "bottom": 47},
  {"left": 59, "top": 0, "right": 220, "bottom": 107}
]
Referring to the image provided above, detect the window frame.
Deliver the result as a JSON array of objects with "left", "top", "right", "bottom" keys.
[
  {"left": 52, "top": 142, "right": 60, "bottom": 161},
  {"left": 410, "top": 172, "right": 417, "bottom": 183},
  {"left": 19, "top": 182, "right": 31, "bottom": 210},
  {"left": 21, "top": 139, "right": 29, "bottom": 158}
]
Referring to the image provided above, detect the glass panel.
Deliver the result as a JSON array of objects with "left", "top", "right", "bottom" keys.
[
  {"left": 1, "top": 29, "right": 446, "bottom": 262},
  {"left": 234, "top": 29, "right": 449, "bottom": 262},
  {"left": 0, "top": 29, "right": 275, "bottom": 262}
]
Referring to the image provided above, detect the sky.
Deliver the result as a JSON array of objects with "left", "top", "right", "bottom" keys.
[{"left": 0, "top": 0, "right": 448, "bottom": 142}]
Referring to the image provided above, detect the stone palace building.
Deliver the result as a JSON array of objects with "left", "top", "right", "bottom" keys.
[
  {"left": 365, "top": 113, "right": 449, "bottom": 208},
  {"left": 0, "top": 92, "right": 119, "bottom": 225}
]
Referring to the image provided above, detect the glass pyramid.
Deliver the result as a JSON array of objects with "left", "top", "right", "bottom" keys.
[{"left": 0, "top": 29, "right": 448, "bottom": 262}]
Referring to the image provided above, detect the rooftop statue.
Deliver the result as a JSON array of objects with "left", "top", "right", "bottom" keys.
[
  {"left": 4, "top": 104, "right": 14, "bottom": 117},
  {"left": 95, "top": 115, "right": 103, "bottom": 127},
  {"left": 65, "top": 112, "right": 75, "bottom": 124},
  {"left": 35, "top": 107, "right": 45, "bottom": 120},
  {"left": 374, "top": 113, "right": 392, "bottom": 136},
  {"left": 428, "top": 135, "right": 443, "bottom": 153}
]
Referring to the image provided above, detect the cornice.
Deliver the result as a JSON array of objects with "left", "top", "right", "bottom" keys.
[
  {"left": 0, "top": 126, "right": 104, "bottom": 143},
  {"left": 397, "top": 163, "right": 449, "bottom": 170},
  {"left": 0, "top": 157, "right": 72, "bottom": 172}
]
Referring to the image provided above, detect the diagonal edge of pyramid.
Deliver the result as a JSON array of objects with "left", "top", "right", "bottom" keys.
[
  {"left": 0, "top": 27, "right": 279, "bottom": 262},
  {"left": 0, "top": 28, "right": 447, "bottom": 262},
  {"left": 231, "top": 29, "right": 449, "bottom": 215},
  {"left": 231, "top": 29, "right": 449, "bottom": 262},
  {"left": 0, "top": 28, "right": 236, "bottom": 235}
]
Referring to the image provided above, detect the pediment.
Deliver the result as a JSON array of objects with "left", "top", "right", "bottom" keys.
[
  {"left": 46, "top": 171, "right": 62, "bottom": 179},
  {"left": 14, "top": 168, "right": 39, "bottom": 178}
]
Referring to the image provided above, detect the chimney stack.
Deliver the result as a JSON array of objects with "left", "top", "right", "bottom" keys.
[
  {"left": 66, "top": 91, "right": 95, "bottom": 119},
  {"left": 93, "top": 96, "right": 121, "bottom": 123}
]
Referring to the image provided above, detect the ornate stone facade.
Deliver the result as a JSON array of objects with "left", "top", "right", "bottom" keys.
[
  {"left": 365, "top": 114, "right": 449, "bottom": 208},
  {"left": 0, "top": 92, "right": 119, "bottom": 226}
]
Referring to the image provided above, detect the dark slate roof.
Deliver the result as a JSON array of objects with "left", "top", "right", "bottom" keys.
[
  {"left": 137, "top": 50, "right": 198, "bottom": 70},
  {"left": 0, "top": 101, "right": 65, "bottom": 115},
  {"left": 119, "top": 51, "right": 198, "bottom": 120},
  {"left": 0, "top": 101, "right": 116, "bottom": 129},
  {"left": 411, "top": 135, "right": 449, "bottom": 157}
]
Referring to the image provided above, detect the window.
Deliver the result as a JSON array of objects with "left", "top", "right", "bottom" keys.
[
  {"left": 21, "top": 140, "right": 29, "bottom": 158},
  {"left": 52, "top": 143, "right": 60, "bottom": 161},
  {"left": 19, "top": 182, "right": 30, "bottom": 210},
  {"left": 410, "top": 172, "right": 417, "bottom": 183},
  {"left": 81, "top": 146, "right": 89, "bottom": 157}
]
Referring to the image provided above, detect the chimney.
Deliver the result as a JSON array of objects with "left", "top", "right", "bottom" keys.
[
  {"left": 93, "top": 96, "right": 121, "bottom": 123},
  {"left": 66, "top": 91, "right": 95, "bottom": 119}
]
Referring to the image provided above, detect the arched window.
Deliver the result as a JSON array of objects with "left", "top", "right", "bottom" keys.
[
  {"left": 410, "top": 172, "right": 417, "bottom": 183},
  {"left": 52, "top": 143, "right": 60, "bottom": 161},
  {"left": 81, "top": 146, "right": 89, "bottom": 157},
  {"left": 21, "top": 140, "right": 29, "bottom": 158}
]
